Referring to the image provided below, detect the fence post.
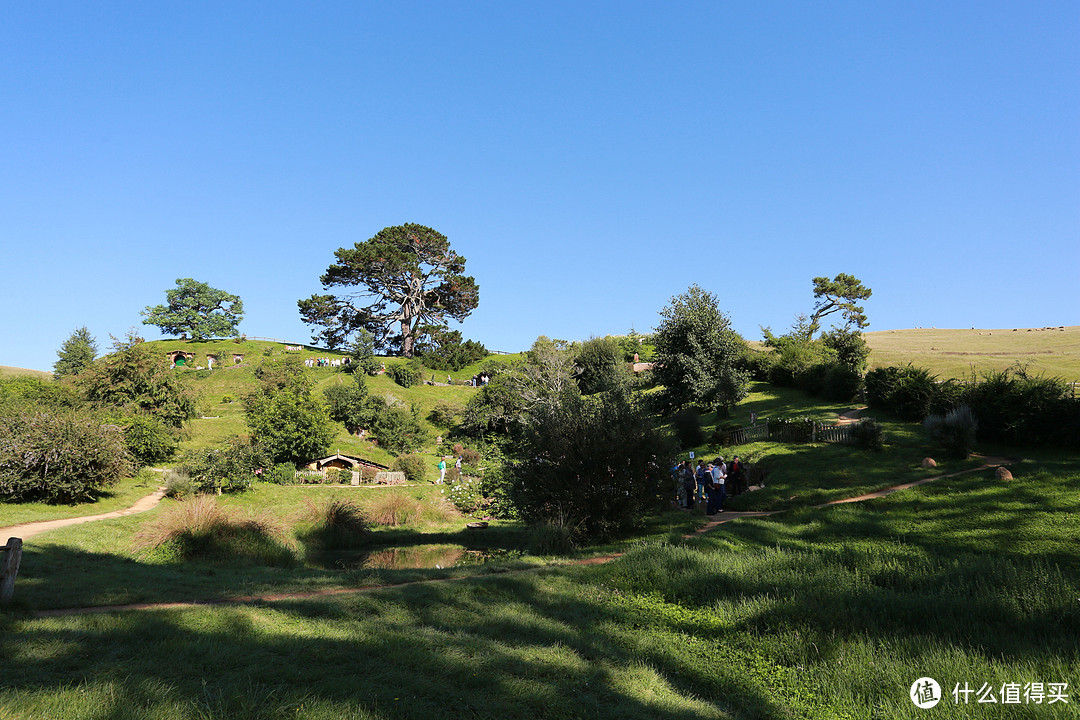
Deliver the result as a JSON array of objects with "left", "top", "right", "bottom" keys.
[{"left": 1, "top": 537, "right": 23, "bottom": 603}]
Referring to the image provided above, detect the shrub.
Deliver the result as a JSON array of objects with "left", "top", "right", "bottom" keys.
[
  {"left": 428, "top": 400, "right": 465, "bottom": 427},
  {"left": 924, "top": 405, "right": 978, "bottom": 458},
  {"left": 372, "top": 405, "right": 427, "bottom": 454},
  {"left": 850, "top": 418, "right": 885, "bottom": 451},
  {"left": 325, "top": 467, "right": 352, "bottom": 484},
  {"left": 298, "top": 497, "right": 370, "bottom": 550},
  {"left": 510, "top": 388, "right": 673, "bottom": 540},
  {"left": 134, "top": 495, "right": 296, "bottom": 566},
  {"left": 263, "top": 462, "right": 298, "bottom": 485},
  {"left": 392, "top": 453, "right": 427, "bottom": 483},
  {"left": 117, "top": 413, "right": 179, "bottom": 466},
  {"left": 526, "top": 513, "right": 582, "bottom": 554},
  {"left": 386, "top": 363, "right": 420, "bottom": 388},
  {"left": 162, "top": 469, "right": 196, "bottom": 499},
  {"left": 0, "top": 408, "right": 132, "bottom": 503},
  {"left": 672, "top": 407, "right": 705, "bottom": 448},
  {"left": 324, "top": 381, "right": 375, "bottom": 435},
  {"left": 179, "top": 437, "right": 267, "bottom": 494}
]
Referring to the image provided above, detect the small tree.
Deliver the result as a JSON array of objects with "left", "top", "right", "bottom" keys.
[
  {"left": 652, "top": 285, "right": 749, "bottom": 413},
  {"left": 142, "top": 278, "right": 244, "bottom": 340},
  {"left": 53, "top": 326, "right": 98, "bottom": 379},
  {"left": 574, "top": 336, "right": 626, "bottom": 395},
  {"left": 345, "top": 328, "right": 381, "bottom": 375},
  {"left": 324, "top": 378, "right": 375, "bottom": 435},
  {"left": 244, "top": 358, "right": 334, "bottom": 465},
  {"left": 510, "top": 388, "right": 672, "bottom": 539}
]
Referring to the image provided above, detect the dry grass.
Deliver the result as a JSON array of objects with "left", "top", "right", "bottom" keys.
[
  {"left": 133, "top": 494, "right": 296, "bottom": 565},
  {"left": 365, "top": 491, "right": 460, "bottom": 527},
  {"left": 299, "top": 496, "right": 371, "bottom": 549},
  {"left": 864, "top": 325, "right": 1080, "bottom": 380}
]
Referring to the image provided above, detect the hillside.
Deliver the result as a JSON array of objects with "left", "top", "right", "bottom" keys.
[
  {"left": 0, "top": 365, "right": 50, "bottom": 379},
  {"left": 864, "top": 325, "right": 1080, "bottom": 380},
  {"left": 139, "top": 338, "right": 523, "bottom": 472}
]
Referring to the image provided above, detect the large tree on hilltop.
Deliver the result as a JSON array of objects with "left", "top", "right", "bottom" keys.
[
  {"left": 298, "top": 223, "right": 480, "bottom": 356},
  {"left": 142, "top": 278, "right": 244, "bottom": 341}
]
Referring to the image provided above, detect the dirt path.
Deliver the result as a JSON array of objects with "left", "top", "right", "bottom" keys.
[
  {"left": 22, "top": 457, "right": 1012, "bottom": 618},
  {"left": 1, "top": 488, "right": 168, "bottom": 541}
]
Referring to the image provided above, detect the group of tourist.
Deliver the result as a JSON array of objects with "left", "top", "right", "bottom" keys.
[
  {"left": 673, "top": 456, "right": 744, "bottom": 515},
  {"left": 305, "top": 357, "right": 349, "bottom": 368}
]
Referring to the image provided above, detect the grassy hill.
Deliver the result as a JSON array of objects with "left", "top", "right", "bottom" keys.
[
  {"left": 0, "top": 365, "right": 50, "bottom": 379},
  {"left": 864, "top": 325, "right": 1080, "bottom": 381},
  {"left": 141, "top": 338, "right": 523, "bottom": 472}
]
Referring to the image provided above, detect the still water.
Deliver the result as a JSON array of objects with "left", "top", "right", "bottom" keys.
[{"left": 314, "top": 544, "right": 520, "bottom": 571}]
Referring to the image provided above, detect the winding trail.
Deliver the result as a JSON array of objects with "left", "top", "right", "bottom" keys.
[
  {"left": 15, "top": 457, "right": 1012, "bottom": 619},
  {"left": 1, "top": 488, "right": 168, "bottom": 542}
]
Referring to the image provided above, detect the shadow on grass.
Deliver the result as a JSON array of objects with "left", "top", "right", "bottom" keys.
[{"left": 0, "top": 568, "right": 784, "bottom": 719}]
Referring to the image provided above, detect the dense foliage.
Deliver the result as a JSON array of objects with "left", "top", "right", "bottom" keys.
[
  {"left": 298, "top": 223, "right": 480, "bottom": 355},
  {"left": 0, "top": 408, "right": 131, "bottom": 502},
  {"left": 77, "top": 338, "right": 197, "bottom": 428},
  {"left": 573, "top": 336, "right": 627, "bottom": 395},
  {"left": 141, "top": 278, "right": 244, "bottom": 340},
  {"left": 651, "top": 284, "right": 750, "bottom": 413},
  {"left": 244, "top": 358, "right": 334, "bottom": 465},
  {"left": 417, "top": 328, "right": 489, "bottom": 372},
  {"left": 509, "top": 387, "right": 672, "bottom": 540}
]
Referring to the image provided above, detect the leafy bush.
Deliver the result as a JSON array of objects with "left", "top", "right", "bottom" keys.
[
  {"left": 116, "top": 413, "right": 179, "bottom": 466},
  {"left": 325, "top": 467, "right": 352, "bottom": 484},
  {"left": 0, "top": 408, "right": 132, "bottom": 503},
  {"left": 134, "top": 495, "right": 296, "bottom": 566},
  {"left": 386, "top": 363, "right": 420, "bottom": 388},
  {"left": 428, "top": 400, "right": 465, "bottom": 427},
  {"left": 162, "top": 469, "right": 196, "bottom": 499},
  {"left": 418, "top": 330, "right": 489, "bottom": 372},
  {"left": 221, "top": 394, "right": 234, "bottom": 404},
  {"left": 324, "top": 381, "right": 375, "bottom": 434},
  {"left": 574, "top": 336, "right": 627, "bottom": 395},
  {"left": 298, "top": 497, "right": 370, "bottom": 550},
  {"left": 924, "top": 405, "right": 978, "bottom": 458},
  {"left": 77, "top": 339, "right": 196, "bottom": 428},
  {"left": 510, "top": 388, "right": 673, "bottom": 540},
  {"left": 372, "top": 405, "right": 428, "bottom": 454},
  {"left": 179, "top": 437, "right": 267, "bottom": 494},
  {"left": 392, "top": 453, "right": 427, "bottom": 483},
  {"left": 263, "top": 462, "right": 298, "bottom": 485},
  {"left": 864, "top": 365, "right": 940, "bottom": 421},
  {"left": 244, "top": 359, "right": 334, "bottom": 464},
  {"left": 850, "top": 418, "right": 885, "bottom": 451},
  {"left": 672, "top": 407, "right": 705, "bottom": 448}
]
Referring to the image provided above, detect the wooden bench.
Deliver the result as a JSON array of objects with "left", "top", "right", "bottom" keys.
[{"left": 1, "top": 537, "right": 22, "bottom": 603}]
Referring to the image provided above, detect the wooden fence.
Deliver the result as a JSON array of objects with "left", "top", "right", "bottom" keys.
[
  {"left": 1, "top": 537, "right": 22, "bottom": 603},
  {"left": 722, "top": 419, "right": 863, "bottom": 446}
]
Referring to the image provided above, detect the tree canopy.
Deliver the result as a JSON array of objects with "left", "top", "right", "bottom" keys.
[
  {"left": 53, "top": 326, "right": 98, "bottom": 379},
  {"left": 651, "top": 284, "right": 749, "bottom": 413},
  {"left": 806, "top": 273, "right": 872, "bottom": 339},
  {"left": 142, "top": 278, "right": 244, "bottom": 341},
  {"left": 298, "top": 223, "right": 480, "bottom": 356}
]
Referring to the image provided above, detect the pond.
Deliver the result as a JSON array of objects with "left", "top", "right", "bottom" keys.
[{"left": 313, "top": 543, "right": 521, "bottom": 571}]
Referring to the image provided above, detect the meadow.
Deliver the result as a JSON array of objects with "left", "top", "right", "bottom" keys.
[{"left": 863, "top": 325, "right": 1080, "bottom": 381}]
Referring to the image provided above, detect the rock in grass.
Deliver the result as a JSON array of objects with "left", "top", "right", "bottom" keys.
[
  {"left": 921, "top": 457, "right": 937, "bottom": 469},
  {"left": 996, "top": 466, "right": 1014, "bottom": 481}
]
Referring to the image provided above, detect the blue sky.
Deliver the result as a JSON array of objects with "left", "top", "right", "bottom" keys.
[{"left": 2, "top": 2, "right": 1077, "bottom": 371}]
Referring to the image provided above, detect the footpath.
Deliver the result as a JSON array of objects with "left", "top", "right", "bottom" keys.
[{"left": 8, "top": 457, "right": 1011, "bottom": 619}]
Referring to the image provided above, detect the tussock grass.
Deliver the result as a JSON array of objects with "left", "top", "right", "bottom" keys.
[
  {"left": 296, "top": 496, "right": 371, "bottom": 550},
  {"left": 366, "top": 491, "right": 459, "bottom": 527},
  {"left": 133, "top": 494, "right": 297, "bottom": 566}
]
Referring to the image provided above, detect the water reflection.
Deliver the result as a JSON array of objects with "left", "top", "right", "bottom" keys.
[{"left": 315, "top": 543, "right": 519, "bottom": 571}]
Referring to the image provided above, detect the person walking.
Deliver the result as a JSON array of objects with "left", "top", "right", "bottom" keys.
[
  {"left": 695, "top": 460, "right": 709, "bottom": 506},
  {"left": 438, "top": 458, "right": 447, "bottom": 483}
]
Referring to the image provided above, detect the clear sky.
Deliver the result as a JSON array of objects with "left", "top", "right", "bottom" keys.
[{"left": 2, "top": 1, "right": 1077, "bottom": 371}]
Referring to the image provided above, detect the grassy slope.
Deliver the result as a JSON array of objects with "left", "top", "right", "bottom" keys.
[
  {"left": 0, "top": 366, "right": 50, "bottom": 379},
  {"left": 864, "top": 325, "right": 1080, "bottom": 381}
]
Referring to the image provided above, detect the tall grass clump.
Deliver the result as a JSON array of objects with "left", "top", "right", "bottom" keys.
[
  {"left": 134, "top": 495, "right": 296, "bottom": 566},
  {"left": 367, "top": 492, "right": 458, "bottom": 527},
  {"left": 297, "top": 496, "right": 371, "bottom": 550},
  {"left": 162, "top": 469, "right": 196, "bottom": 499}
]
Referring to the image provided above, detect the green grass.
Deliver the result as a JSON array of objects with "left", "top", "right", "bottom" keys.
[
  {"left": 864, "top": 325, "right": 1080, "bottom": 381},
  {"left": 0, "top": 365, "right": 50, "bottom": 379},
  {"left": 2, "top": 460, "right": 1077, "bottom": 719}
]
